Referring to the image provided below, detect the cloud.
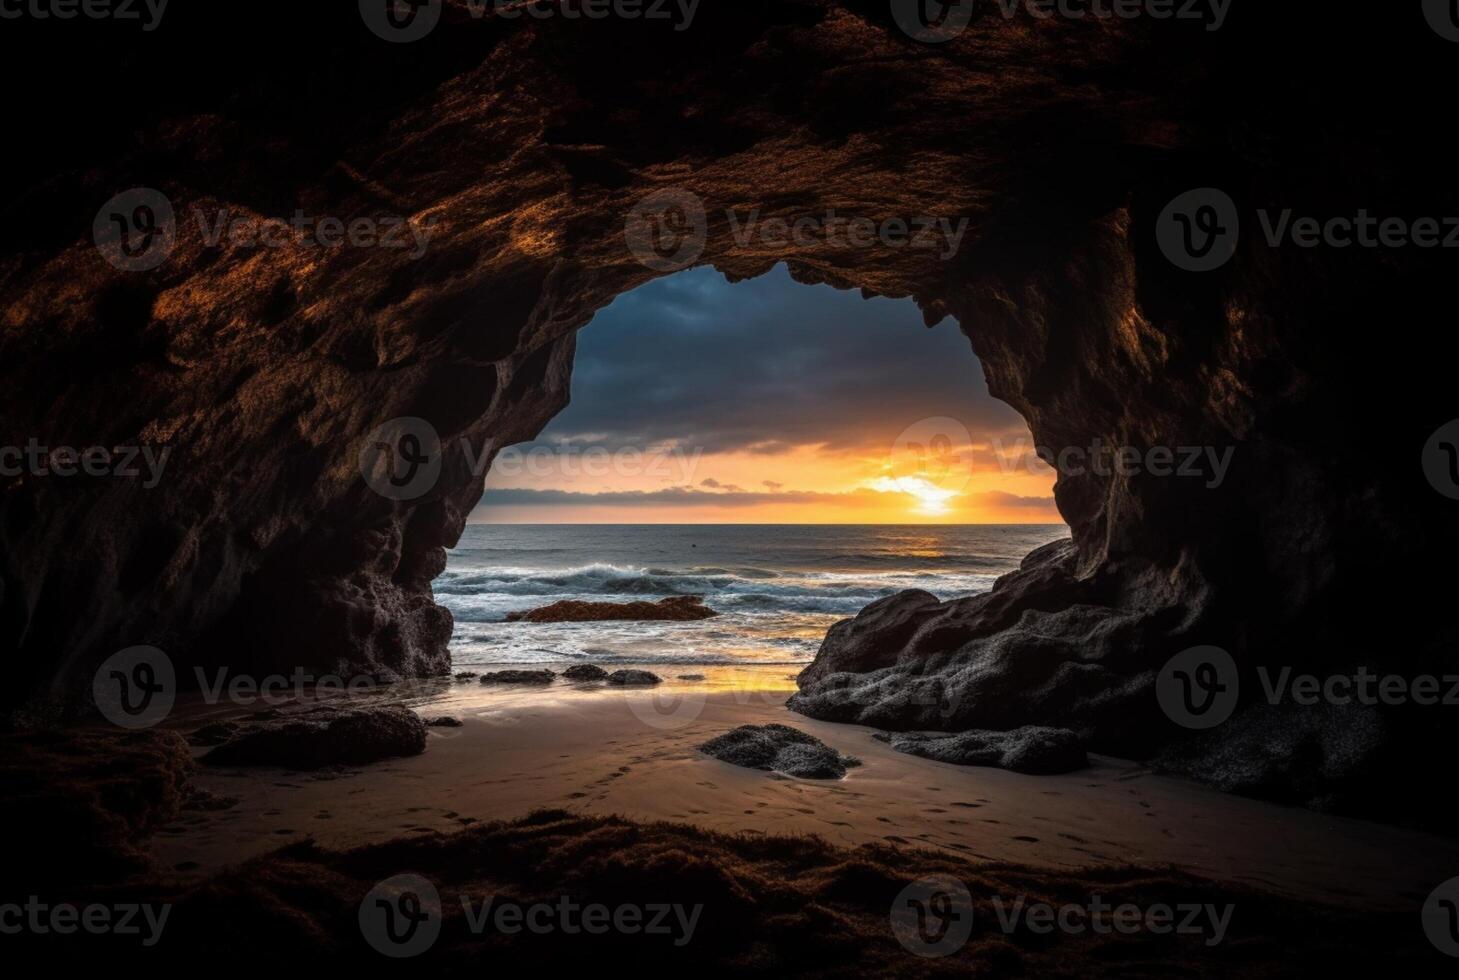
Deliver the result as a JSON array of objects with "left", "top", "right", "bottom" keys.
[
  {"left": 474, "top": 486, "right": 1054, "bottom": 511},
  {"left": 969, "top": 490, "right": 1058, "bottom": 508},
  {"left": 479, "top": 486, "right": 881, "bottom": 510},
  {"left": 505, "top": 264, "right": 1027, "bottom": 458},
  {"left": 700, "top": 477, "right": 748, "bottom": 493},
  {"left": 762, "top": 480, "right": 784, "bottom": 491}
]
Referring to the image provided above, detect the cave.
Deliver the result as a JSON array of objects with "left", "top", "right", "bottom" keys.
[{"left": 2, "top": 1, "right": 1457, "bottom": 969}]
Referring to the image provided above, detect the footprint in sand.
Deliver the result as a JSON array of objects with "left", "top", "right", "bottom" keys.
[
  {"left": 883, "top": 835, "right": 910, "bottom": 844},
  {"left": 951, "top": 802, "right": 982, "bottom": 808},
  {"left": 1013, "top": 835, "right": 1039, "bottom": 843}
]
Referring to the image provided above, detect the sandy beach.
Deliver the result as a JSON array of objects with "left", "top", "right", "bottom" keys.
[{"left": 144, "top": 669, "right": 1454, "bottom": 910}]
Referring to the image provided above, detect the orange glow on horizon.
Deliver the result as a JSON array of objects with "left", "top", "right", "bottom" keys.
[{"left": 477, "top": 437, "right": 1063, "bottom": 525}]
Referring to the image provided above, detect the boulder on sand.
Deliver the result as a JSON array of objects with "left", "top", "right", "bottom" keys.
[
  {"left": 699, "top": 724, "right": 861, "bottom": 779},
  {"left": 479, "top": 669, "right": 556, "bottom": 685},
  {"left": 202, "top": 706, "right": 427, "bottom": 769},
  {"left": 562, "top": 664, "right": 610, "bottom": 681},
  {"left": 606, "top": 669, "right": 663, "bottom": 686},
  {"left": 874, "top": 726, "right": 1088, "bottom": 775}
]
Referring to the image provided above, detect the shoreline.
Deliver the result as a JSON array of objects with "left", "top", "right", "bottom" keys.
[{"left": 139, "top": 671, "right": 1455, "bottom": 910}]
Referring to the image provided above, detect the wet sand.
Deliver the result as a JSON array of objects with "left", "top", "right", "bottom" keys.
[{"left": 149, "top": 669, "right": 1454, "bottom": 909}]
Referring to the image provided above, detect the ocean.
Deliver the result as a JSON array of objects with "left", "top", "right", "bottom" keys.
[{"left": 437, "top": 524, "right": 1068, "bottom": 670}]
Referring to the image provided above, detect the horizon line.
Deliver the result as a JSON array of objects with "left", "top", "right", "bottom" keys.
[{"left": 463, "top": 520, "right": 1069, "bottom": 527}]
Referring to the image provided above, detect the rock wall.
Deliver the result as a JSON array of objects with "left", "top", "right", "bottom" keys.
[{"left": 1, "top": 3, "right": 1455, "bottom": 820}]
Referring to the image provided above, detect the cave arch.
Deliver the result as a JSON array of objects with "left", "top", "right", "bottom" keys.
[{"left": 2, "top": 3, "right": 1456, "bottom": 822}]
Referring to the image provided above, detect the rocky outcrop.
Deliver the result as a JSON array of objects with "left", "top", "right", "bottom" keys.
[
  {"left": 479, "top": 669, "right": 556, "bottom": 685},
  {"left": 875, "top": 726, "right": 1088, "bottom": 775},
  {"left": 700, "top": 724, "right": 860, "bottom": 779},
  {"left": 790, "top": 539, "right": 1168, "bottom": 755},
  {"left": 1154, "top": 703, "right": 1388, "bottom": 813},
  {"left": 606, "top": 669, "right": 663, "bottom": 686},
  {"left": 0, "top": 5, "right": 1453, "bottom": 821},
  {"left": 562, "top": 664, "right": 610, "bottom": 681},
  {"left": 796, "top": 589, "right": 944, "bottom": 688},
  {"left": 201, "top": 706, "right": 427, "bottom": 769},
  {"left": 507, "top": 596, "right": 718, "bottom": 623}
]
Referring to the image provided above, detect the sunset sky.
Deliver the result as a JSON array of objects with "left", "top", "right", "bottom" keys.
[{"left": 472, "top": 265, "right": 1062, "bottom": 524}]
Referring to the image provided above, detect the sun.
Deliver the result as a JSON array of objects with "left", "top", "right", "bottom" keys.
[{"left": 870, "top": 475, "right": 957, "bottom": 516}]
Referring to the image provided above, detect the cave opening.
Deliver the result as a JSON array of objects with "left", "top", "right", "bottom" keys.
[
  {"left": 435, "top": 263, "right": 1066, "bottom": 682},
  {"left": 6, "top": 5, "right": 1458, "bottom": 962}
]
